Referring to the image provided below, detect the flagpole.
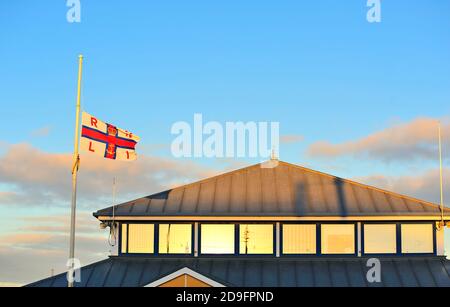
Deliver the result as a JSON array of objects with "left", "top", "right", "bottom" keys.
[{"left": 68, "top": 54, "right": 83, "bottom": 287}]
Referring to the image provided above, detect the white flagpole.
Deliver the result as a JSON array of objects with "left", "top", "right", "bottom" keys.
[
  {"left": 438, "top": 122, "right": 445, "bottom": 225},
  {"left": 68, "top": 54, "right": 83, "bottom": 287}
]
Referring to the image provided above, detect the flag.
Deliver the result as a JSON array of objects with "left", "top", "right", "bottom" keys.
[{"left": 80, "top": 111, "right": 140, "bottom": 161}]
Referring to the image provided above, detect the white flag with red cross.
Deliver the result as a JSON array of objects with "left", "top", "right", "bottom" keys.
[{"left": 80, "top": 112, "right": 140, "bottom": 161}]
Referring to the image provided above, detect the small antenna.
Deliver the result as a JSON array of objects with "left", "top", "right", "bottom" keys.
[
  {"left": 438, "top": 122, "right": 445, "bottom": 227},
  {"left": 271, "top": 146, "right": 278, "bottom": 160},
  {"left": 112, "top": 176, "right": 117, "bottom": 206},
  {"left": 108, "top": 177, "right": 118, "bottom": 247}
]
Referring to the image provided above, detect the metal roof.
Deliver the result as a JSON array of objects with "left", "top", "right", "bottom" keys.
[
  {"left": 27, "top": 256, "right": 450, "bottom": 287},
  {"left": 94, "top": 161, "right": 449, "bottom": 218}
]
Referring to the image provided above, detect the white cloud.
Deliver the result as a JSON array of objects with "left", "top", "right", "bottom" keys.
[
  {"left": 354, "top": 168, "right": 450, "bottom": 205},
  {"left": 0, "top": 211, "right": 111, "bottom": 285},
  {"left": 0, "top": 143, "right": 217, "bottom": 208},
  {"left": 307, "top": 117, "right": 450, "bottom": 162},
  {"left": 280, "top": 134, "right": 304, "bottom": 144}
]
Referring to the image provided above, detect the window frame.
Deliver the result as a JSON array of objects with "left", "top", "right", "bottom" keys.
[
  {"left": 119, "top": 222, "right": 194, "bottom": 257},
  {"left": 119, "top": 222, "right": 156, "bottom": 255},
  {"left": 361, "top": 222, "right": 398, "bottom": 256},
  {"left": 280, "top": 222, "right": 318, "bottom": 257},
  {"left": 198, "top": 222, "right": 276, "bottom": 257},
  {"left": 117, "top": 220, "right": 437, "bottom": 258},
  {"left": 120, "top": 222, "right": 128, "bottom": 255},
  {"left": 157, "top": 222, "right": 195, "bottom": 256}
]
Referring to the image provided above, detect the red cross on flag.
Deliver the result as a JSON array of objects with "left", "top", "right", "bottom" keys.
[{"left": 80, "top": 112, "right": 140, "bottom": 161}]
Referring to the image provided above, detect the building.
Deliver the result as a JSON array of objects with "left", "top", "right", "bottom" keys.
[{"left": 28, "top": 160, "right": 450, "bottom": 287}]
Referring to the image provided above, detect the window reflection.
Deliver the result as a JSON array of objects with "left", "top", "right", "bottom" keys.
[
  {"left": 364, "top": 224, "right": 396, "bottom": 254},
  {"left": 239, "top": 224, "right": 273, "bottom": 254},
  {"left": 159, "top": 224, "right": 192, "bottom": 254},
  {"left": 401, "top": 224, "right": 433, "bottom": 253},
  {"left": 321, "top": 224, "right": 355, "bottom": 254},
  {"left": 128, "top": 224, "right": 154, "bottom": 253},
  {"left": 282, "top": 224, "right": 316, "bottom": 254},
  {"left": 121, "top": 224, "right": 127, "bottom": 253},
  {"left": 201, "top": 224, "right": 235, "bottom": 254}
]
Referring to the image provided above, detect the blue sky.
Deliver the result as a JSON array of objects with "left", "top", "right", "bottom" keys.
[
  {"left": 0, "top": 1, "right": 449, "bottom": 285},
  {"left": 1, "top": 1, "right": 449, "bottom": 163}
]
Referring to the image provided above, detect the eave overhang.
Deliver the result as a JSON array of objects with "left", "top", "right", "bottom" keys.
[{"left": 96, "top": 214, "right": 450, "bottom": 222}]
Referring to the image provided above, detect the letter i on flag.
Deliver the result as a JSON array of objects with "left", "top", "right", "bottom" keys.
[{"left": 80, "top": 112, "right": 140, "bottom": 160}]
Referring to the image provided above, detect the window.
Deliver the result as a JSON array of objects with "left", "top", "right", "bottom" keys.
[
  {"left": 159, "top": 224, "right": 192, "bottom": 254},
  {"left": 127, "top": 224, "right": 154, "bottom": 253},
  {"left": 364, "top": 224, "right": 397, "bottom": 254},
  {"left": 401, "top": 224, "right": 434, "bottom": 254},
  {"left": 321, "top": 224, "right": 355, "bottom": 254},
  {"left": 201, "top": 224, "right": 235, "bottom": 254},
  {"left": 282, "top": 224, "right": 316, "bottom": 254},
  {"left": 121, "top": 223, "right": 127, "bottom": 253},
  {"left": 239, "top": 224, "right": 274, "bottom": 254}
]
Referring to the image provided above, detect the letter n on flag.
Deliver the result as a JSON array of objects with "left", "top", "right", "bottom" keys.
[{"left": 80, "top": 112, "right": 140, "bottom": 161}]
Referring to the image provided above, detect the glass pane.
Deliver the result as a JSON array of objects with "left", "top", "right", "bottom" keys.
[
  {"left": 239, "top": 224, "right": 273, "bottom": 254},
  {"left": 364, "top": 224, "right": 396, "bottom": 254},
  {"left": 401, "top": 224, "right": 433, "bottom": 253},
  {"left": 159, "top": 224, "right": 192, "bottom": 254},
  {"left": 121, "top": 224, "right": 127, "bottom": 253},
  {"left": 321, "top": 224, "right": 355, "bottom": 254},
  {"left": 201, "top": 224, "right": 235, "bottom": 254},
  {"left": 282, "top": 224, "right": 316, "bottom": 254},
  {"left": 128, "top": 224, "right": 154, "bottom": 253}
]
